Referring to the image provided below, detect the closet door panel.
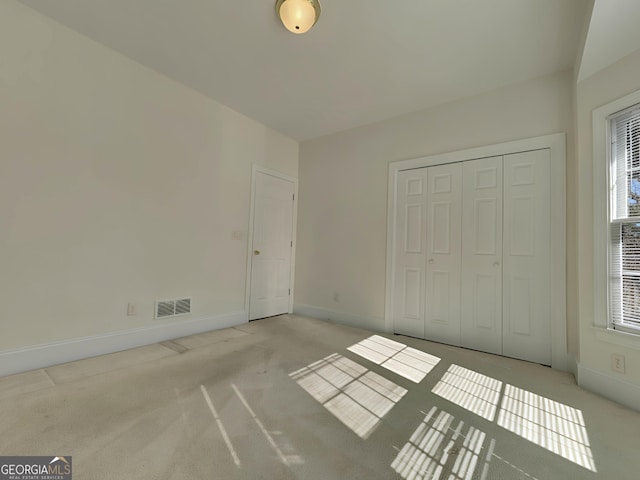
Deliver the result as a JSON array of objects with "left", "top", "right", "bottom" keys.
[
  {"left": 461, "top": 157, "right": 503, "bottom": 355},
  {"left": 502, "top": 150, "right": 551, "bottom": 365},
  {"left": 393, "top": 169, "right": 428, "bottom": 338},
  {"left": 425, "top": 163, "right": 462, "bottom": 345}
]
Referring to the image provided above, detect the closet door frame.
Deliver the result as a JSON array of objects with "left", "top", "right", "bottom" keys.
[{"left": 385, "top": 133, "right": 567, "bottom": 371}]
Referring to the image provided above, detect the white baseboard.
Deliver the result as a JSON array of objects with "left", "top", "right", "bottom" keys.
[
  {"left": 293, "top": 304, "right": 386, "bottom": 333},
  {"left": 0, "top": 311, "right": 248, "bottom": 378},
  {"left": 577, "top": 363, "right": 640, "bottom": 412}
]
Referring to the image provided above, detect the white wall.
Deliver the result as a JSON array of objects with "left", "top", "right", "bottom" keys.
[
  {"left": 0, "top": 1, "right": 297, "bottom": 360},
  {"left": 296, "top": 71, "right": 576, "bottom": 347},
  {"left": 576, "top": 47, "right": 640, "bottom": 407}
]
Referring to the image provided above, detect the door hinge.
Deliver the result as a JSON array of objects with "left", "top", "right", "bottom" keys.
[
  {"left": 289, "top": 289, "right": 291, "bottom": 295},
  {"left": 291, "top": 241, "right": 293, "bottom": 247},
  {"left": 293, "top": 194, "right": 295, "bottom": 201}
]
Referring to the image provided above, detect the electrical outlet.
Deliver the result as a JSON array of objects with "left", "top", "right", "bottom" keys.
[
  {"left": 127, "top": 303, "right": 136, "bottom": 316},
  {"left": 232, "top": 230, "right": 244, "bottom": 241},
  {"left": 611, "top": 353, "right": 626, "bottom": 374}
]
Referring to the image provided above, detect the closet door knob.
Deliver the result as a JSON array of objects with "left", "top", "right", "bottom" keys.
[
  {"left": 493, "top": 261, "right": 500, "bottom": 267},
  {"left": 428, "top": 259, "right": 434, "bottom": 264},
  {"left": 254, "top": 250, "right": 261, "bottom": 255}
]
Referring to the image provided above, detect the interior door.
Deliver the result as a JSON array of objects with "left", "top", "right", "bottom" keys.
[
  {"left": 424, "top": 162, "right": 462, "bottom": 345},
  {"left": 502, "top": 150, "right": 551, "bottom": 364},
  {"left": 393, "top": 169, "right": 428, "bottom": 338},
  {"left": 249, "top": 172, "right": 294, "bottom": 320},
  {"left": 460, "top": 156, "right": 503, "bottom": 355}
]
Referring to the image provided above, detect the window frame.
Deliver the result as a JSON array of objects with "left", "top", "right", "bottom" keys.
[{"left": 593, "top": 89, "right": 640, "bottom": 336}]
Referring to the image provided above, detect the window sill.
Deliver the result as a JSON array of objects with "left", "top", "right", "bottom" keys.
[{"left": 592, "top": 326, "right": 640, "bottom": 351}]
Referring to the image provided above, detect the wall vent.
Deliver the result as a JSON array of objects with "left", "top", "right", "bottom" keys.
[{"left": 155, "top": 297, "right": 191, "bottom": 319}]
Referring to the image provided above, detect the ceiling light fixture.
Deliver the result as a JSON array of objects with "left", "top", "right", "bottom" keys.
[{"left": 275, "top": 0, "right": 321, "bottom": 34}]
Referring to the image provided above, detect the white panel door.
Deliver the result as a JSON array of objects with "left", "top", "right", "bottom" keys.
[
  {"left": 502, "top": 150, "right": 551, "bottom": 365},
  {"left": 393, "top": 169, "right": 428, "bottom": 338},
  {"left": 249, "top": 172, "right": 294, "bottom": 320},
  {"left": 424, "top": 162, "right": 462, "bottom": 345},
  {"left": 461, "top": 156, "right": 503, "bottom": 355}
]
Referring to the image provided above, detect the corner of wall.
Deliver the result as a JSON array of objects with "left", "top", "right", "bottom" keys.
[{"left": 567, "top": 352, "right": 579, "bottom": 378}]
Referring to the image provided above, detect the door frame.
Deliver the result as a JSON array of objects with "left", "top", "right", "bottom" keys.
[
  {"left": 245, "top": 165, "right": 298, "bottom": 318},
  {"left": 385, "top": 133, "right": 567, "bottom": 370}
]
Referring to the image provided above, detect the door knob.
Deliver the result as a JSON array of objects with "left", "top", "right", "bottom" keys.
[
  {"left": 254, "top": 250, "right": 261, "bottom": 255},
  {"left": 428, "top": 259, "right": 434, "bottom": 264},
  {"left": 493, "top": 261, "right": 500, "bottom": 267}
]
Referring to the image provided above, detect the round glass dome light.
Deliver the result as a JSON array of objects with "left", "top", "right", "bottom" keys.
[{"left": 276, "top": 0, "right": 321, "bottom": 34}]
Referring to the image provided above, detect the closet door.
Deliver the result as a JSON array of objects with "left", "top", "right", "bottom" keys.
[
  {"left": 424, "top": 163, "right": 462, "bottom": 345},
  {"left": 502, "top": 150, "right": 551, "bottom": 365},
  {"left": 393, "top": 169, "right": 428, "bottom": 338},
  {"left": 460, "top": 156, "right": 503, "bottom": 355}
]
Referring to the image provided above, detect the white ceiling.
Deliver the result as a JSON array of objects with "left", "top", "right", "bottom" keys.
[
  {"left": 579, "top": 0, "right": 640, "bottom": 81},
  {"left": 19, "top": 0, "right": 590, "bottom": 141}
]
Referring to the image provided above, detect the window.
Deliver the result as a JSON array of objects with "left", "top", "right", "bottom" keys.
[{"left": 609, "top": 104, "right": 640, "bottom": 333}]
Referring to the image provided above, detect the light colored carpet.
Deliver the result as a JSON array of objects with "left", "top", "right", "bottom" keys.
[{"left": 0, "top": 315, "right": 637, "bottom": 479}]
